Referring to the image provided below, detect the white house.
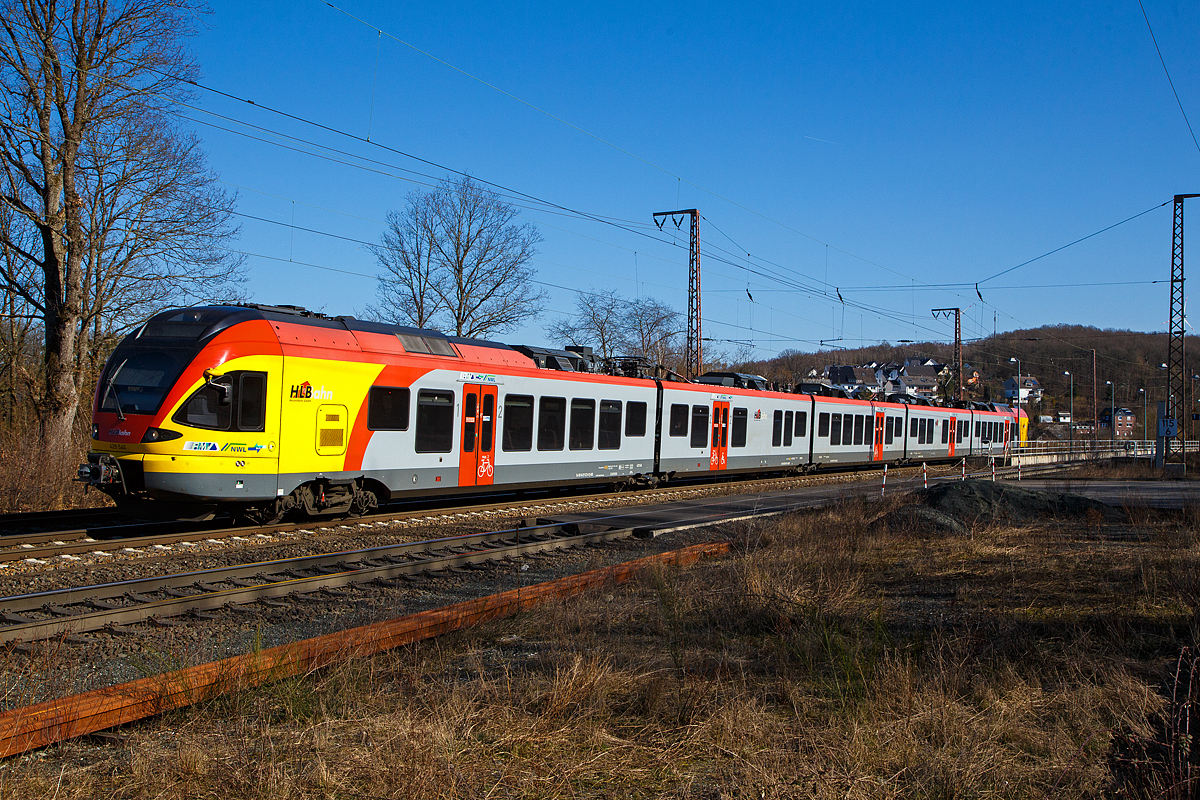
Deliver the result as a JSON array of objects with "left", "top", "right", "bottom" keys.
[{"left": 1003, "top": 376, "right": 1042, "bottom": 405}]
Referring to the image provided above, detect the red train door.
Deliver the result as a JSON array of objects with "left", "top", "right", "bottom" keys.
[
  {"left": 948, "top": 416, "right": 957, "bottom": 458},
  {"left": 458, "top": 384, "right": 497, "bottom": 487},
  {"left": 710, "top": 401, "right": 729, "bottom": 470},
  {"left": 873, "top": 411, "right": 885, "bottom": 461}
]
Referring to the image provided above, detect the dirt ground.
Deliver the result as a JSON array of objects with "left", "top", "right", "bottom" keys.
[{"left": 1, "top": 479, "right": 1198, "bottom": 799}]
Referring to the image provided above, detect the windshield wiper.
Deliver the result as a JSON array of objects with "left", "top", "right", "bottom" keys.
[{"left": 102, "top": 359, "right": 127, "bottom": 421}]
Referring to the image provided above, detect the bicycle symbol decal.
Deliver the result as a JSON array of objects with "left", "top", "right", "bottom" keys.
[{"left": 477, "top": 454, "right": 493, "bottom": 478}]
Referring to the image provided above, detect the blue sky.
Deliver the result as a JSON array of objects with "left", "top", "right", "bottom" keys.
[{"left": 185, "top": 1, "right": 1200, "bottom": 359}]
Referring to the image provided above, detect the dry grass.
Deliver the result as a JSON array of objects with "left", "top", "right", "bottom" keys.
[
  {"left": 4, "top": 495, "right": 1200, "bottom": 797},
  {"left": 0, "top": 426, "right": 106, "bottom": 512}
]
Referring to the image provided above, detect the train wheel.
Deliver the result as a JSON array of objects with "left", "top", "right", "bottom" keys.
[
  {"left": 349, "top": 484, "right": 379, "bottom": 517},
  {"left": 242, "top": 495, "right": 292, "bottom": 526}
]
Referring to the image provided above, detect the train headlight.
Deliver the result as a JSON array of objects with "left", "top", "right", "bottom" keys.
[
  {"left": 91, "top": 424, "right": 99, "bottom": 440},
  {"left": 141, "top": 427, "right": 182, "bottom": 443}
]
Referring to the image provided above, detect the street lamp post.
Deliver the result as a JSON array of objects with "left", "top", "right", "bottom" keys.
[
  {"left": 1140, "top": 388, "right": 1147, "bottom": 451},
  {"left": 1009, "top": 357, "right": 1021, "bottom": 410},
  {"left": 1064, "top": 371, "right": 1073, "bottom": 455},
  {"left": 1106, "top": 381, "right": 1115, "bottom": 446},
  {"left": 1185, "top": 376, "right": 1195, "bottom": 443}
]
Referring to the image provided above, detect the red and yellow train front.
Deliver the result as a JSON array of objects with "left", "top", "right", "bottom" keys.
[{"left": 81, "top": 308, "right": 286, "bottom": 514}]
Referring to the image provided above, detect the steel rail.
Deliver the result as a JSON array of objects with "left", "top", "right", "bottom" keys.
[
  {"left": 0, "top": 523, "right": 623, "bottom": 643},
  {"left": 0, "top": 455, "right": 1045, "bottom": 547},
  {"left": 0, "top": 457, "right": 1091, "bottom": 567},
  {"left": 0, "top": 465, "right": 909, "bottom": 557}
]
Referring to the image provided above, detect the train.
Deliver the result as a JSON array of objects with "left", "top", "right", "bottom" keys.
[{"left": 77, "top": 304, "right": 1027, "bottom": 521}]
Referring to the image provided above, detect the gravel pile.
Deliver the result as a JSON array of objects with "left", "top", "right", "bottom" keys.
[{"left": 873, "top": 479, "right": 1121, "bottom": 534}]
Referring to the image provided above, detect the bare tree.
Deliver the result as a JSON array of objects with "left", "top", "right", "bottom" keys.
[
  {"left": 548, "top": 290, "right": 683, "bottom": 369},
  {"left": 372, "top": 176, "right": 544, "bottom": 339},
  {"left": 546, "top": 288, "right": 625, "bottom": 359},
  {"left": 620, "top": 296, "right": 682, "bottom": 368},
  {"left": 0, "top": 0, "right": 242, "bottom": 459},
  {"left": 367, "top": 192, "right": 442, "bottom": 329}
]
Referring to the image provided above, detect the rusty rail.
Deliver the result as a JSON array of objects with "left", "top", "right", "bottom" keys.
[{"left": 0, "top": 540, "right": 730, "bottom": 757}]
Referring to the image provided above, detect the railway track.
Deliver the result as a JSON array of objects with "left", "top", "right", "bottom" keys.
[
  {"left": 0, "top": 457, "right": 1075, "bottom": 560},
  {"left": 0, "top": 520, "right": 633, "bottom": 644},
  {"left": 0, "top": 460, "right": 1078, "bottom": 646}
]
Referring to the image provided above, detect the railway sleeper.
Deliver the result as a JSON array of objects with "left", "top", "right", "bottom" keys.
[{"left": 43, "top": 605, "right": 79, "bottom": 617}]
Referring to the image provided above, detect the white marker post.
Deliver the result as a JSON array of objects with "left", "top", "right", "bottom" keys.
[
  {"left": 922, "top": 462, "right": 928, "bottom": 489},
  {"left": 882, "top": 463, "right": 887, "bottom": 497}
]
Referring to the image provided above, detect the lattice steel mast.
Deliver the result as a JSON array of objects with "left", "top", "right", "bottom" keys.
[
  {"left": 933, "top": 308, "right": 963, "bottom": 400},
  {"left": 1167, "top": 195, "right": 1200, "bottom": 463},
  {"left": 654, "top": 209, "right": 701, "bottom": 378}
]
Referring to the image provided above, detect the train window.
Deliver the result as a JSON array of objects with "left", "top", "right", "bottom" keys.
[
  {"left": 569, "top": 399, "right": 595, "bottom": 450},
  {"left": 853, "top": 414, "right": 864, "bottom": 446},
  {"left": 415, "top": 390, "right": 454, "bottom": 453},
  {"left": 843, "top": 416, "right": 854, "bottom": 446},
  {"left": 501, "top": 395, "right": 533, "bottom": 451},
  {"left": 721, "top": 407, "right": 729, "bottom": 447},
  {"left": 481, "top": 393, "right": 495, "bottom": 452},
  {"left": 830, "top": 413, "right": 841, "bottom": 444},
  {"left": 732, "top": 408, "right": 748, "bottom": 447},
  {"left": 598, "top": 400, "right": 621, "bottom": 450},
  {"left": 367, "top": 386, "right": 410, "bottom": 431},
  {"left": 173, "top": 370, "right": 267, "bottom": 432},
  {"left": 462, "top": 392, "right": 477, "bottom": 452},
  {"left": 885, "top": 417, "right": 894, "bottom": 445},
  {"left": 975, "top": 421, "right": 981, "bottom": 438},
  {"left": 691, "top": 405, "right": 709, "bottom": 448},
  {"left": 895, "top": 417, "right": 904, "bottom": 438},
  {"left": 783, "top": 411, "right": 793, "bottom": 446},
  {"left": 174, "top": 379, "right": 231, "bottom": 430},
  {"left": 795, "top": 411, "right": 807, "bottom": 437},
  {"left": 537, "top": 397, "right": 566, "bottom": 451},
  {"left": 626, "top": 402, "right": 647, "bottom": 437},
  {"left": 772, "top": 410, "right": 783, "bottom": 447},
  {"left": 669, "top": 404, "right": 689, "bottom": 437},
  {"left": 942, "top": 420, "right": 949, "bottom": 444},
  {"left": 910, "top": 418, "right": 919, "bottom": 439},
  {"left": 238, "top": 373, "right": 266, "bottom": 432},
  {"left": 818, "top": 412, "right": 830, "bottom": 438}
]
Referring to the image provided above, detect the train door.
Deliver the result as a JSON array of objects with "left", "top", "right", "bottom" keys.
[
  {"left": 873, "top": 411, "right": 885, "bottom": 461},
  {"left": 948, "top": 416, "right": 957, "bottom": 458},
  {"left": 710, "top": 400, "right": 729, "bottom": 470},
  {"left": 458, "top": 383, "right": 498, "bottom": 487}
]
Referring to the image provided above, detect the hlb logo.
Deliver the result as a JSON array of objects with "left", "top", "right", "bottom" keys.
[{"left": 289, "top": 381, "right": 332, "bottom": 400}]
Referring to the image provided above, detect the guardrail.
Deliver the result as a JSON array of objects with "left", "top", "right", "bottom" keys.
[{"left": 1007, "top": 438, "right": 1199, "bottom": 466}]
